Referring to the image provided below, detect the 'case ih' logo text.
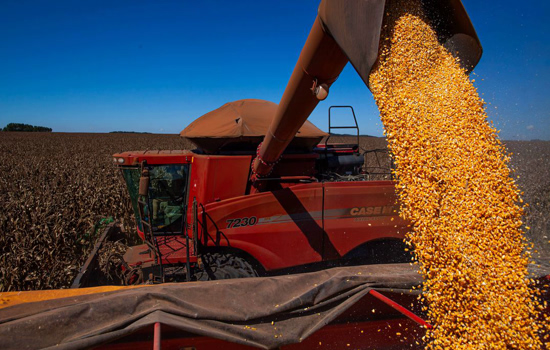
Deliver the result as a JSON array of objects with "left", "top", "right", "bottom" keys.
[{"left": 350, "top": 205, "right": 395, "bottom": 216}]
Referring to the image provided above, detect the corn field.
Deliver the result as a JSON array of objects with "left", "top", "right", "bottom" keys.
[
  {"left": 0, "top": 132, "right": 548, "bottom": 292},
  {"left": 0, "top": 132, "right": 189, "bottom": 291}
]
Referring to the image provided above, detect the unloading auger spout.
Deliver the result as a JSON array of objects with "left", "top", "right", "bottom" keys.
[{"left": 251, "top": 0, "right": 482, "bottom": 179}]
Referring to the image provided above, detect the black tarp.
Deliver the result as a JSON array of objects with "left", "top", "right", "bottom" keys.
[
  {"left": 0, "top": 264, "right": 422, "bottom": 350},
  {"left": 3, "top": 262, "right": 549, "bottom": 350}
]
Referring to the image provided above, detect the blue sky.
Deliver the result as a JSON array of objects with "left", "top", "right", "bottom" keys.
[{"left": 0, "top": 1, "right": 548, "bottom": 140}]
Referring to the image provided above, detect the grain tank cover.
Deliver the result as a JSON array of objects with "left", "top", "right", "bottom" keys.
[{"left": 181, "top": 99, "right": 328, "bottom": 154}]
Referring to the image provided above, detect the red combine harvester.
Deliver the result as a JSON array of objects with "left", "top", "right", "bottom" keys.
[
  {"left": 93, "top": 0, "right": 483, "bottom": 285},
  {"left": 106, "top": 99, "right": 410, "bottom": 285}
]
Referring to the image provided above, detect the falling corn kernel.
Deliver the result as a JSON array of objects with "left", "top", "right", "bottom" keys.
[{"left": 369, "top": 0, "right": 546, "bottom": 348}]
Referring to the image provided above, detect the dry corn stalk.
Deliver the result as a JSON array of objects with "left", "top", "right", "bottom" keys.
[
  {"left": 369, "top": 0, "right": 547, "bottom": 348},
  {"left": 0, "top": 132, "right": 190, "bottom": 291}
]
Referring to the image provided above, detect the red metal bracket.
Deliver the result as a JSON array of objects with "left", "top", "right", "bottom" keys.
[
  {"left": 368, "top": 290, "right": 433, "bottom": 329},
  {"left": 153, "top": 322, "right": 161, "bottom": 350}
]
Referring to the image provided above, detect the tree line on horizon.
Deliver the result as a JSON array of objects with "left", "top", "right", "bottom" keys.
[{"left": 2, "top": 123, "right": 52, "bottom": 132}]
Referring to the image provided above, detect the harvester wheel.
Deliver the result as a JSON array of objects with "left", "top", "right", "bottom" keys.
[{"left": 195, "top": 252, "right": 259, "bottom": 281}]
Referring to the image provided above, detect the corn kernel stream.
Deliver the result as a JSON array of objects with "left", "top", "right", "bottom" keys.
[{"left": 369, "top": 0, "right": 546, "bottom": 348}]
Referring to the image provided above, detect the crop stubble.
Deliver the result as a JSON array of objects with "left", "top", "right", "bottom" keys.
[
  {"left": 0, "top": 132, "right": 191, "bottom": 291},
  {"left": 0, "top": 132, "right": 547, "bottom": 294}
]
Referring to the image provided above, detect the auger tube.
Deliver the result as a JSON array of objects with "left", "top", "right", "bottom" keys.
[{"left": 251, "top": 0, "right": 482, "bottom": 180}]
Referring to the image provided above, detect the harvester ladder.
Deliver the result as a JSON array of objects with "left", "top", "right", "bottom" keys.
[
  {"left": 137, "top": 196, "right": 165, "bottom": 282},
  {"left": 150, "top": 196, "right": 193, "bottom": 282},
  {"left": 181, "top": 200, "right": 191, "bottom": 282}
]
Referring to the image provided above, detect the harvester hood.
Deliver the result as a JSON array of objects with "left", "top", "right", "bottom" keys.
[{"left": 180, "top": 99, "right": 328, "bottom": 154}]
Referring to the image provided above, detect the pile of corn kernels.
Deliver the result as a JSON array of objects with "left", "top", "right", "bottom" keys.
[{"left": 369, "top": 0, "right": 546, "bottom": 348}]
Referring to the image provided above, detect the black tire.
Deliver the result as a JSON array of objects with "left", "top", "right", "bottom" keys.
[{"left": 195, "top": 252, "right": 259, "bottom": 281}]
